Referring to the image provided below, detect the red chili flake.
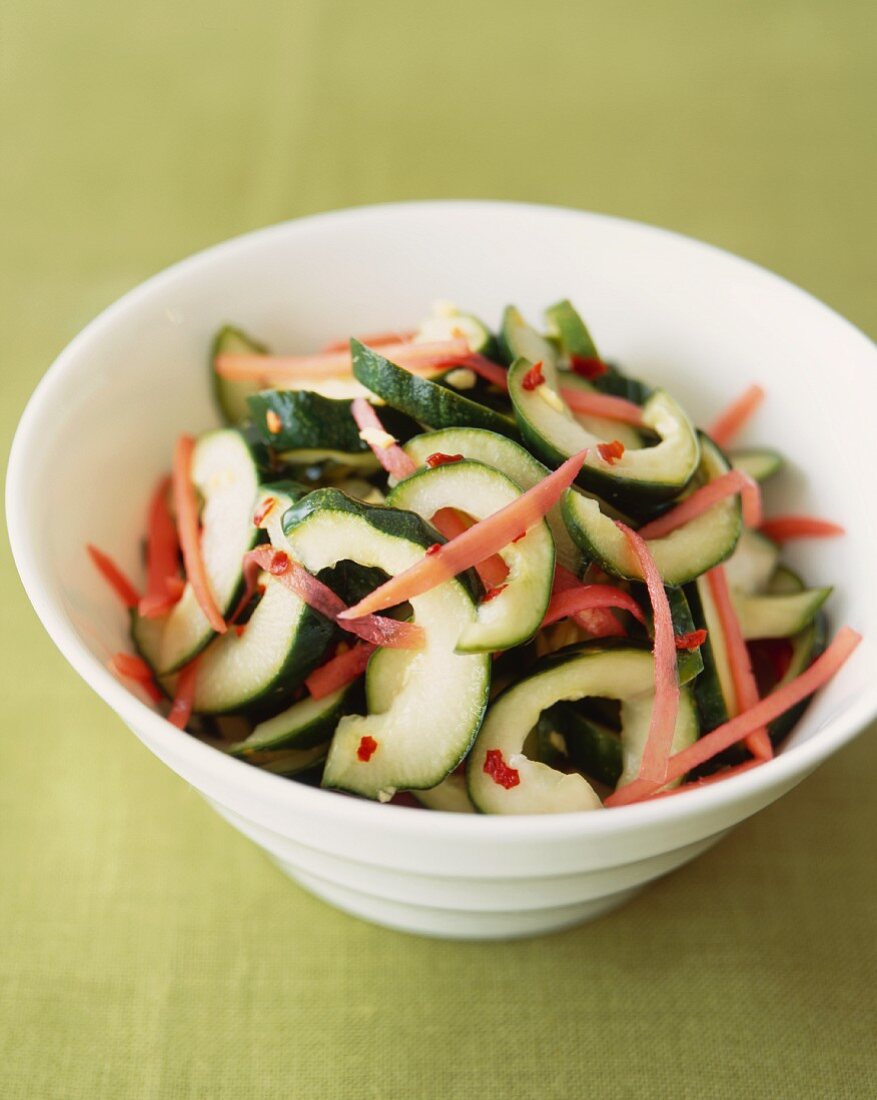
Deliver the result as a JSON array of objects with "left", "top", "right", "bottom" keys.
[
  {"left": 252, "top": 496, "right": 277, "bottom": 528},
  {"left": 511, "top": 531, "right": 527, "bottom": 543},
  {"left": 357, "top": 735, "right": 379, "bottom": 762},
  {"left": 483, "top": 748, "right": 520, "bottom": 789},
  {"left": 674, "top": 629, "right": 707, "bottom": 650},
  {"left": 263, "top": 549, "right": 290, "bottom": 575},
  {"left": 426, "top": 452, "right": 465, "bottom": 468},
  {"left": 265, "top": 409, "right": 282, "bottom": 434},
  {"left": 521, "top": 361, "right": 546, "bottom": 391},
  {"left": 596, "top": 440, "right": 625, "bottom": 465},
  {"left": 234, "top": 624, "right": 247, "bottom": 638},
  {"left": 425, "top": 543, "right": 442, "bottom": 556},
  {"left": 570, "top": 355, "right": 608, "bottom": 379},
  {"left": 481, "top": 583, "right": 508, "bottom": 604}
]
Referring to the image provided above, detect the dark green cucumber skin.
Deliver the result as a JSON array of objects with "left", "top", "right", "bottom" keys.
[
  {"left": 224, "top": 609, "right": 336, "bottom": 720},
  {"left": 351, "top": 339, "right": 519, "bottom": 438},
  {"left": 540, "top": 701, "right": 623, "bottom": 787},
  {"left": 247, "top": 390, "right": 417, "bottom": 456},
  {"left": 212, "top": 325, "right": 269, "bottom": 425},
  {"left": 626, "top": 584, "right": 704, "bottom": 684},
  {"left": 508, "top": 360, "right": 694, "bottom": 510},
  {"left": 282, "top": 486, "right": 482, "bottom": 604},
  {"left": 590, "top": 368, "right": 652, "bottom": 405},
  {"left": 544, "top": 300, "right": 601, "bottom": 362},
  {"left": 430, "top": 368, "right": 512, "bottom": 414},
  {"left": 235, "top": 684, "right": 364, "bottom": 754},
  {"left": 684, "top": 578, "right": 731, "bottom": 734}
]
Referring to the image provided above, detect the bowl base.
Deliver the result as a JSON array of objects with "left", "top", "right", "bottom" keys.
[{"left": 275, "top": 858, "right": 643, "bottom": 940}]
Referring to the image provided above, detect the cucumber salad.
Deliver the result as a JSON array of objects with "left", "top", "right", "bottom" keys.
[{"left": 89, "top": 300, "right": 860, "bottom": 812}]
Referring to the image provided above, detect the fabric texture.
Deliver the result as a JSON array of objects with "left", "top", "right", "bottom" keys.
[{"left": 1, "top": 1, "right": 875, "bottom": 1096}]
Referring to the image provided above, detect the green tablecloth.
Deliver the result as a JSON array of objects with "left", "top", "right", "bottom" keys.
[{"left": 2, "top": 2, "right": 875, "bottom": 1096}]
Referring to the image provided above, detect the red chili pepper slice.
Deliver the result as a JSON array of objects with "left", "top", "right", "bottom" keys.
[
  {"left": 569, "top": 355, "right": 608, "bottom": 379},
  {"left": 426, "top": 452, "right": 465, "bottom": 468},
  {"left": 357, "top": 735, "right": 379, "bottom": 762},
  {"left": 425, "top": 543, "right": 442, "bottom": 556},
  {"left": 596, "top": 440, "right": 625, "bottom": 465},
  {"left": 674, "top": 629, "right": 707, "bottom": 650},
  {"left": 521, "top": 361, "right": 545, "bottom": 391},
  {"left": 483, "top": 748, "right": 520, "bottom": 789}
]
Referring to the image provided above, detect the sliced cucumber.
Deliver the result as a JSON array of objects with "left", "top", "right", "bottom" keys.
[
  {"left": 246, "top": 743, "right": 329, "bottom": 776},
  {"left": 212, "top": 325, "right": 268, "bottom": 425},
  {"left": 247, "top": 390, "right": 414, "bottom": 470},
  {"left": 411, "top": 773, "right": 475, "bottom": 813},
  {"left": 498, "top": 306, "right": 560, "bottom": 370},
  {"left": 730, "top": 447, "right": 784, "bottom": 483},
  {"left": 279, "top": 489, "right": 490, "bottom": 800},
  {"left": 400, "top": 427, "right": 583, "bottom": 573},
  {"left": 352, "top": 340, "right": 518, "bottom": 438},
  {"left": 133, "top": 430, "right": 260, "bottom": 675},
  {"left": 761, "top": 567, "right": 823, "bottom": 739},
  {"left": 617, "top": 687, "right": 698, "bottom": 788},
  {"left": 509, "top": 358, "right": 700, "bottom": 507},
  {"left": 387, "top": 460, "right": 555, "bottom": 652},
  {"left": 732, "top": 586, "right": 832, "bottom": 640},
  {"left": 191, "top": 570, "right": 334, "bottom": 714},
  {"left": 722, "top": 528, "right": 780, "bottom": 595},
  {"left": 416, "top": 301, "right": 497, "bottom": 358},
  {"left": 229, "top": 686, "right": 353, "bottom": 755},
  {"left": 543, "top": 299, "right": 600, "bottom": 362},
  {"left": 685, "top": 574, "right": 736, "bottom": 731},
  {"left": 538, "top": 702, "right": 622, "bottom": 788},
  {"left": 721, "top": 531, "right": 830, "bottom": 640},
  {"left": 467, "top": 645, "right": 698, "bottom": 814},
  {"left": 557, "top": 371, "right": 644, "bottom": 452},
  {"left": 562, "top": 435, "right": 739, "bottom": 586}
]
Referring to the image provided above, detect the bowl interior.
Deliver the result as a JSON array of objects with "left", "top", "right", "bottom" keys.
[{"left": 9, "top": 203, "right": 877, "bottom": 785}]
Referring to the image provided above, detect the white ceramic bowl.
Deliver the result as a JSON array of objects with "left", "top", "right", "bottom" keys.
[{"left": 8, "top": 202, "right": 877, "bottom": 939}]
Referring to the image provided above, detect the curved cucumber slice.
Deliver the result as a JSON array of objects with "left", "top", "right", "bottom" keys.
[
  {"left": 685, "top": 574, "right": 735, "bottom": 731},
  {"left": 468, "top": 645, "right": 698, "bottom": 813},
  {"left": 556, "top": 372, "right": 643, "bottom": 452},
  {"left": 723, "top": 528, "right": 780, "bottom": 595},
  {"left": 764, "top": 570, "right": 828, "bottom": 743},
  {"left": 538, "top": 703, "right": 622, "bottom": 788},
  {"left": 499, "top": 305, "right": 560, "bottom": 370},
  {"left": 279, "top": 489, "right": 490, "bottom": 800},
  {"left": 352, "top": 340, "right": 518, "bottom": 438},
  {"left": 400, "top": 427, "right": 583, "bottom": 573},
  {"left": 387, "top": 460, "right": 555, "bottom": 653},
  {"left": 617, "top": 687, "right": 698, "bottom": 787},
  {"left": 133, "top": 430, "right": 260, "bottom": 675},
  {"left": 212, "top": 325, "right": 268, "bottom": 425},
  {"left": 191, "top": 571, "right": 334, "bottom": 714},
  {"left": 562, "top": 435, "right": 739, "bottom": 586},
  {"left": 229, "top": 686, "right": 353, "bottom": 755},
  {"left": 544, "top": 299, "right": 600, "bottom": 362},
  {"left": 730, "top": 448, "right": 783, "bottom": 483},
  {"left": 412, "top": 773, "right": 475, "bottom": 813},
  {"left": 247, "top": 743, "right": 329, "bottom": 776},
  {"left": 247, "top": 390, "right": 414, "bottom": 470},
  {"left": 732, "top": 586, "right": 832, "bottom": 640},
  {"left": 509, "top": 358, "right": 700, "bottom": 506},
  {"left": 416, "top": 302, "right": 496, "bottom": 358}
]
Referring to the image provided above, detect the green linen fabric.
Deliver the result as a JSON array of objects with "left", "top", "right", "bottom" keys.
[{"left": 1, "top": 1, "right": 875, "bottom": 1096}]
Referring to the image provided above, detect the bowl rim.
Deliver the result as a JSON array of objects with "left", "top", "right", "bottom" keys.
[{"left": 7, "top": 198, "right": 877, "bottom": 841}]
